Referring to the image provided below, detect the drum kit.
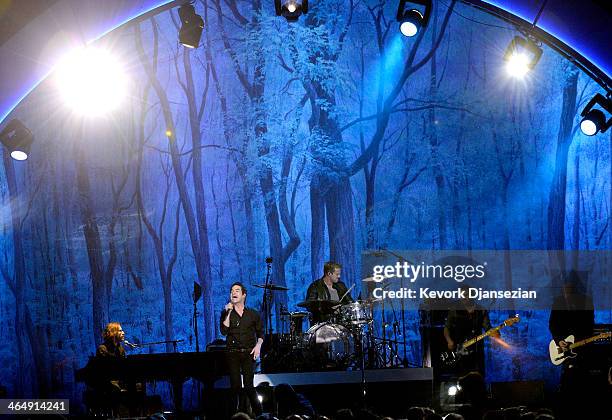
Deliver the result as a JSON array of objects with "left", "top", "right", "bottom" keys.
[{"left": 254, "top": 282, "right": 403, "bottom": 373}]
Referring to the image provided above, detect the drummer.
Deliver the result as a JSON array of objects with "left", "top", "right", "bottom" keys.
[{"left": 305, "top": 261, "right": 354, "bottom": 323}]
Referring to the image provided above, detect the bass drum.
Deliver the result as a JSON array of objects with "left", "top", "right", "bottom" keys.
[{"left": 304, "top": 322, "right": 354, "bottom": 370}]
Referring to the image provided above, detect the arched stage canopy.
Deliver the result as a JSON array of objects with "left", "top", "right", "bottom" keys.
[{"left": 0, "top": 0, "right": 610, "bottom": 126}]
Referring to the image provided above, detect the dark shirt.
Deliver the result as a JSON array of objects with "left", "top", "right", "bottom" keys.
[
  {"left": 220, "top": 307, "right": 263, "bottom": 350},
  {"left": 96, "top": 341, "right": 126, "bottom": 359},
  {"left": 445, "top": 308, "right": 492, "bottom": 345},
  {"left": 305, "top": 278, "right": 354, "bottom": 303},
  {"left": 549, "top": 293, "right": 594, "bottom": 344},
  {"left": 306, "top": 278, "right": 354, "bottom": 323}
]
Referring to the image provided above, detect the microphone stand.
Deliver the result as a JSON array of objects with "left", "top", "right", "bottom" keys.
[
  {"left": 135, "top": 339, "right": 185, "bottom": 352},
  {"left": 263, "top": 259, "right": 273, "bottom": 336},
  {"left": 193, "top": 292, "right": 200, "bottom": 353},
  {"left": 378, "top": 248, "right": 411, "bottom": 367}
]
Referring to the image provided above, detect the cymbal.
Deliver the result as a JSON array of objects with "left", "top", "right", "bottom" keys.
[
  {"left": 296, "top": 300, "right": 339, "bottom": 312},
  {"left": 252, "top": 283, "right": 289, "bottom": 291},
  {"left": 361, "top": 276, "right": 393, "bottom": 282},
  {"left": 361, "top": 297, "right": 382, "bottom": 303}
]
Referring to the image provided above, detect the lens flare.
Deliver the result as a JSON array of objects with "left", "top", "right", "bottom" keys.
[
  {"left": 55, "top": 47, "right": 127, "bottom": 116},
  {"left": 505, "top": 52, "right": 530, "bottom": 78}
]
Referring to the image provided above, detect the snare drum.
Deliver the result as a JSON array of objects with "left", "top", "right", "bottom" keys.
[{"left": 337, "top": 300, "right": 373, "bottom": 325}]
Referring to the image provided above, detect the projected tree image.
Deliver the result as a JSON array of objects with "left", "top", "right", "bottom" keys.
[{"left": 0, "top": 0, "right": 610, "bottom": 408}]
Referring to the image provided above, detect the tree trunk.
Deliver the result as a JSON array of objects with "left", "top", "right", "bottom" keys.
[
  {"left": 572, "top": 144, "right": 580, "bottom": 268},
  {"left": 75, "top": 145, "right": 108, "bottom": 346},
  {"left": 2, "top": 151, "right": 29, "bottom": 395},
  {"left": 428, "top": 8, "right": 447, "bottom": 249},
  {"left": 182, "top": 48, "right": 215, "bottom": 340},
  {"left": 547, "top": 67, "right": 579, "bottom": 251},
  {"left": 310, "top": 176, "right": 325, "bottom": 279}
]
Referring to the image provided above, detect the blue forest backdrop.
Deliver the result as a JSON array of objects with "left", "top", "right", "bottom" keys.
[{"left": 0, "top": 0, "right": 611, "bottom": 410}]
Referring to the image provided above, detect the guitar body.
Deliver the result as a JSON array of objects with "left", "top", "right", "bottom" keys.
[
  {"left": 440, "top": 345, "right": 470, "bottom": 368},
  {"left": 548, "top": 335, "right": 576, "bottom": 365}
]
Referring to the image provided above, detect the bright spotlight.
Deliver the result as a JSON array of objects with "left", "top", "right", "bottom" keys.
[
  {"left": 580, "top": 93, "right": 611, "bottom": 136},
  {"left": 0, "top": 119, "right": 34, "bottom": 161},
  {"left": 275, "top": 0, "right": 308, "bottom": 22},
  {"left": 11, "top": 151, "right": 28, "bottom": 161},
  {"left": 397, "top": 0, "right": 431, "bottom": 37},
  {"left": 447, "top": 385, "right": 458, "bottom": 396},
  {"left": 503, "top": 36, "right": 542, "bottom": 78},
  {"left": 399, "top": 9, "right": 423, "bottom": 37},
  {"left": 55, "top": 47, "right": 127, "bottom": 116},
  {"left": 178, "top": 4, "right": 204, "bottom": 49},
  {"left": 257, "top": 394, "right": 263, "bottom": 403},
  {"left": 505, "top": 52, "right": 530, "bottom": 77}
]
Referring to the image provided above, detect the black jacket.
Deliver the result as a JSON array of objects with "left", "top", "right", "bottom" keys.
[
  {"left": 306, "top": 278, "right": 353, "bottom": 303},
  {"left": 305, "top": 278, "right": 353, "bottom": 323}
]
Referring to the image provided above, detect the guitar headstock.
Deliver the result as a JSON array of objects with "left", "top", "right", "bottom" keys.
[
  {"left": 599, "top": 332, "right": 611, "bottom": 340},
  {"left": 504, "top": 315, "right": 520, "bottom": 327}
]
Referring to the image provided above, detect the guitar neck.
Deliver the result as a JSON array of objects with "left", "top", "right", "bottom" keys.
[
  {"left": 570, "top": 333, "right": 610, "bottom": 350},
  {"left": 463, "top": 323, "right": 504, "bottom": 349}
]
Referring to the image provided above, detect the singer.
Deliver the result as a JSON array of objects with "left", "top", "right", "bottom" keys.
[
  {"left": 96, "top": 322, "right": 127, "bottom": 359},
  {"left": 220, "top": 282, "right": 264, "bottom": 416}
]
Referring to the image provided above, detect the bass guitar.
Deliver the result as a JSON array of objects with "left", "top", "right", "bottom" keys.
[
  {"left": 548, "top": 332, "right": 611, "bottom": 366},
  {"left": 440, "top": 315, "right": 519, "bottom": 368}
]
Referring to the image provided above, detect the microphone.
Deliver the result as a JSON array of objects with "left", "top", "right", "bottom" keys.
[
  {"left": 265, "top": 257, "right": 273, "bottom": 264},
  {"left": 123, "top": 339, "right": 138, "bottom": 349}
]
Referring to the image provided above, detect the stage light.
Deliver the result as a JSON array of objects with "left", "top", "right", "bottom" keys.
[
  {"left": 447, "top": 384, "right": 461, "bottom": 396},
  {"left": 165, "top": 130, "right": 173, "bottom": 137},
  {"left": 55, "top": 47, "right": 127, "bottom": 116},
  {"left": 178, "top": 4, "right": 204, "bottom": 48},
  {"left": 580, "top": 93, "right": 611, "bottom": 136},
  {"left": 0, "top": 119, "right": 34, "bottom": 161},
  {"left": 503, "top": 36, "right": 542, "bottom": 78},
  {"left": 274, "top": 0, "right": 308, "bottom": 22},
  {"left": 257, "top": 394, "right": 264, "bottom": 403},
  {"left": 396, "top": 0, "right": 431, "bottom": 38},
  {"left": 400, "top": 10, "right": 422, "bottom": 37}
]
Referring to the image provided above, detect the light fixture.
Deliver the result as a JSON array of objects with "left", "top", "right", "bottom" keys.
[
  {"left": 580, "top": 93, "right": 611, "bottom": 136},
  {"left": 0, "top": 119, "right": 34, "bottom": 161},
  {"left": 503, "top": 36, "right": 543, "bottom": 78},
  {"left": 178, "top": 4, "right": 204, "bottom": 48},
  {"left": 274, "top": 0, "right": 308, "bottom": 22},
  {"left": 396, "top": 0, "right": 431, "bottom": 37},
  {"left": 447, "top": 384, "right": 461, "bottom": 396},
  {"left": 55, "top": 47, "right": 127, "bottom": 116}
]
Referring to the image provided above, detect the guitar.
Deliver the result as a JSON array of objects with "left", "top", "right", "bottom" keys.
[
  {"left": 440, "top": 315, "right": 520, "bottom": 368},
  {"left": 548, "top": 332, "right": 611, "bottom": 366}
]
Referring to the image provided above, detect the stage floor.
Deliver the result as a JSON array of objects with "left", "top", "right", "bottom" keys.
[{"left": 214, "top": 367, "right": 434, "bottom": 388}]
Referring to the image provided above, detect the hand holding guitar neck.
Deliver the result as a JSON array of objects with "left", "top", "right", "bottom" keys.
[{"left": 441, "top": 315, "right": 519, "bottom": 368}]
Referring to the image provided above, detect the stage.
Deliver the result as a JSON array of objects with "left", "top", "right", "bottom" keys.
[{"left": 204, "top": 368, "right": 434, "bottom": 417}]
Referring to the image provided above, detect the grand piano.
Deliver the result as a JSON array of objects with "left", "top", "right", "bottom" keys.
[{"left": 75, "top": 351, "right": 227, "bottom": 412}]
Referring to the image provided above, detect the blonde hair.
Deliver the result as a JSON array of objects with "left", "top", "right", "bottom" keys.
[
  {"left": 102, "top": 322, "right": 122, "bottom": 342},
  {"left": 323, "top": 261, "right": 341, "bottom": 276}
]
